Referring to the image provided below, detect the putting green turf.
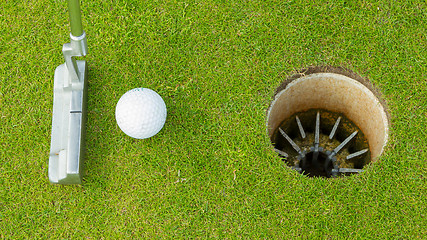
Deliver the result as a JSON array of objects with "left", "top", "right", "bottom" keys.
[{"left": 1, "top": 0, "right": 426, "bottom": 238}]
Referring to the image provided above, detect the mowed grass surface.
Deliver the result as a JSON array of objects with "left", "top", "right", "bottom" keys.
[{"left": 1, "top": 0, "right": 426, "bottom": 238}]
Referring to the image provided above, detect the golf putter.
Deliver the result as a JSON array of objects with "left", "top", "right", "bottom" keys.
[{"left": 49, "top": 0, "right": 88, "bottom": 184}]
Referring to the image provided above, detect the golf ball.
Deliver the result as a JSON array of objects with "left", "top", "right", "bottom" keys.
[{"left": 115, "top": 88, "right": 167, "bottom": 139}]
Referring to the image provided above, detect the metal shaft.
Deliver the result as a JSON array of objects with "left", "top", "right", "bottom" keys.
[{"left": 68, "top": 0, "right": 83, "bottom": 37}]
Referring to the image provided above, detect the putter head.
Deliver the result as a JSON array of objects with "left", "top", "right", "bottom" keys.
[{"left": 49, "top": 32, "right": 88, "bottom": 184}]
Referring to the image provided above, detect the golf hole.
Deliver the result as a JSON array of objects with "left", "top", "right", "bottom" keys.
[{"left": 266, "top": 67, "right": 389, "bottom": 178}]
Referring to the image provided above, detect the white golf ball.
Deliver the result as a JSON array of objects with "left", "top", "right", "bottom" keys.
[{"left": 115, "top": 88, "right": 167, "bottom": 139}]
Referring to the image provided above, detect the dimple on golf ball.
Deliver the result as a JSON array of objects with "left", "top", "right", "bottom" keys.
[{"left": 115, "top": 88, "right": 167, "bottom": 139}]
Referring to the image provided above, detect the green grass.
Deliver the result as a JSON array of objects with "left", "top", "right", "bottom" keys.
[{"left": 1, "top": 0, "right": 426, "bottom": 238}]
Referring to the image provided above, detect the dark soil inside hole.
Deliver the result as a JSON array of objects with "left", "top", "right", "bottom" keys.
[{"left": 272, "top": 109, "right": 371, "bottom": 175}]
